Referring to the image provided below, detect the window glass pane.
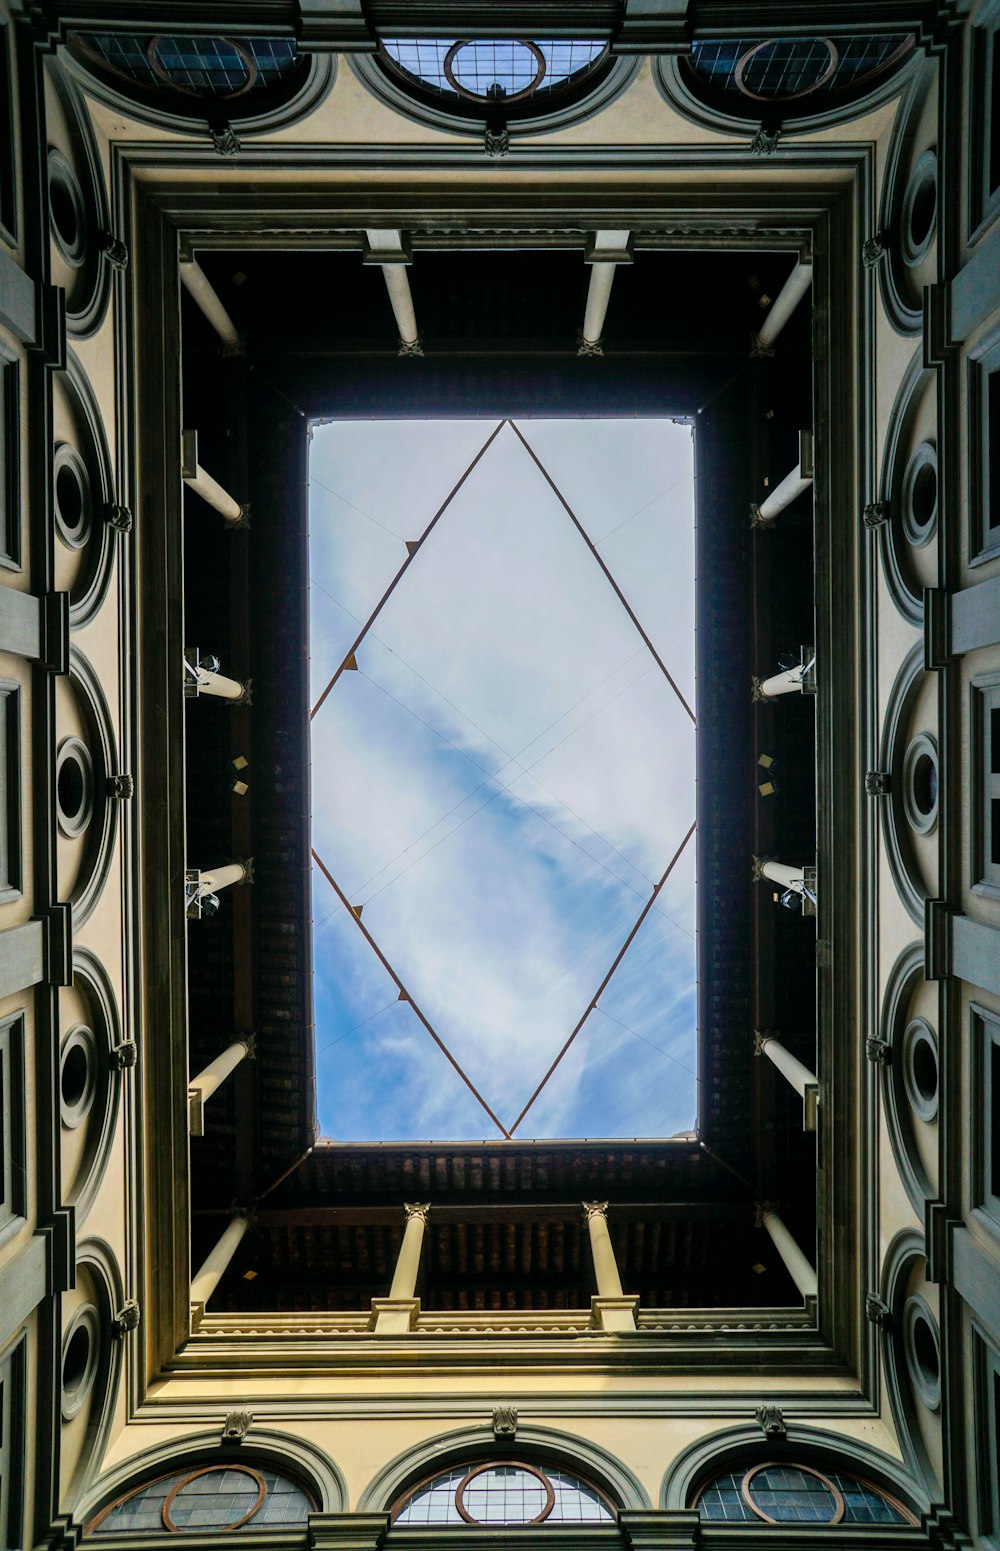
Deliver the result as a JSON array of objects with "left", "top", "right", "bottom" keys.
[
  {"left": 747, "top": 1465, "right": 839, "bottom": 1522},
  {"left": 395, "top": 1461, "right": 612, "bottom": 1525},
  {"left": 689, "top": 35, "right": 909, "bottom": 99}
]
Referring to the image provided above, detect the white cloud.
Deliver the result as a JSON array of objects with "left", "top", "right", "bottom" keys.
[{"left": 309, "top": 418, "right": 698, "bottom": 1140}]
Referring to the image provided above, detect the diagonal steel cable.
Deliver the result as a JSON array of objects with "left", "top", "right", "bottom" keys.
[
  {"left": 311, "top": 847, "right": 512, "bottom": 1139},
  {"left": 506, "top": 419, "right": 696, "bottom": 725},
  {"left": 507, "top": 822, "right": 696, "bottom": 1137},
  {"left": 310, "top": 418, "right": 507, "bottom": 721}
]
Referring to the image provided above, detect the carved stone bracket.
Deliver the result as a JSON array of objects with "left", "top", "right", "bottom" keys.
[
  {"left": 100, "top": 233, "right": 129, "bottom": 271},
  {"left": 863, "top": 500, "right": 889, "bottom": 528},
  {"left": 864, "top": 769, "right": 891, "bottom": 797},
  {"left": 112, "top": 1298, "right": 140, "bottom": 1337},
  {"left": 750, "top": 125, "right": 780, "bottom": 157},
  {"left": 492, "top": 1404, "right": 517, "bottom": 1437},
  {"left": 866, "top": 1036, "right": 891, "bottom": 1065},
  {"left": 754, "top": 1403, "right": 787, "bottom": 1440},
  {"left": 485, "top": 124, "right": 509, "bottom": 159},
  {"left": 210, "top": 123, "right": 241, "bottom": 158},
  {"left": 861, "top": 235, "right": 887, "bottom": 270},
  {"left": 106, "top": 773, "right": 134, "bottom": 800},
  {"left": 222, "top": 1408, "right": 253, "bottom": 1443},
  {"left": 111, "top": 1039, "right": 138, "bottom": 1071},
  {"left": 104, "top": 502, "right": 133, "bottom": 533},
  {"left": 865, "top": 1292, "right": 891, "bottom": 1328}
]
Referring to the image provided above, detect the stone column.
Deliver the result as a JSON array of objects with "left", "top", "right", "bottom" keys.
[
  {"left": 189, "top": 1035, "right": 255, "bottom": 1136},
  {"left": 365, "top": 229, "right": 421, "bottom": 354},
  {"left": 752, "top": 432, "right": 814, "bottom": 524},
  {"left": 579, "top": 230, "right": 632, "bottom": 354},
  {"left": 191, "top": 1212, "right": 250, "bottom": 1323},
  {"left": 583, "top": 1201, "right": 638, "bottom": 1332},
  {"left": 371, "top": 1203, "right": 429, "bottom": 1333},
  {"left": 181, "top": 430, "right": 249, "bottom": 526},
  {"left": 759, "top": 1207, "right": 817, "bottom": 1300},
  {"left": 755, "top": 1032, "right": 819, "bottom": 1130},
  {"left": 752, "top": 260, "right": 813, "bottom": 353},
  {"left": 179, "top": 255, "right": 242, "bottom": 351}
]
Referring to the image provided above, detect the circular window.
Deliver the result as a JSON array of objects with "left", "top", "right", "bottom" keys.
[
  {"left": 902, "top": 732, "right": 938, "bottom": 835},
  {"left": 733, "top": 38, "right": 838, "bottom": 101},
  {"left": 53, "top": 443, "right": 94, "bottom": 551},
  {"left": 903, "top": 1294, "right": 941, "bottom": 1410},
  {"left": 901, "top": 149, "right": 938, "bottom": 267},
  {"left": 148, "top": 35, "right": 257, "bottom": 98},
  {"left": 900, "top": 441, "right": 938, "bottom": 547},
  {"left": 60, "top": 1023, "right": 98, "bottom": 1129},
  {"left": 164, "top": 1466, "right": 267, "bottom": 1531},
  {"left": 56, "top": 736, "right": 95, "bottom": 839},
  {"left": 742, "top": 1463, "right": 844, "bottom": 1524},
  {"left": 457, "top": 1463, "right": 554, "bottom": 1525},
  {"left": 377, "top": 37, "right": 611, "bottom": 123},
  {"left": 902, "top": 1017, "right": 939, "bottom": 1122},
  {"left": 61, "top": 1303, "right": 100, "bottom": 1418},
  {"left": 47, "top": 149, "right": 88, "bottom": 268},
  {"left": 394, "top": 1461, "right": 615, "bottom": 1526}
]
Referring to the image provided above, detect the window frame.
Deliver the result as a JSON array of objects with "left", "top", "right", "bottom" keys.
[
  {"left": 968, "top": 321, "right": 1000, "bottom": 566},
  {"left": 390, "top": 1457, "right": 618, "bottom": 1527},
  {"left": 970, "top": 670, "right": 1000, "bottom": 898}
]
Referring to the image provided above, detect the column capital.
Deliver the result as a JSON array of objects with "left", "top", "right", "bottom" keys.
[
  {"left": 753, "top": 1030, "right": 775, "bottom": 1056},
  {"left": 403, "top": 1201, "right": 430, "bottom": 1224},
  {"left": 582, "top": 1200, "right": 609, "bottom": 1221}
]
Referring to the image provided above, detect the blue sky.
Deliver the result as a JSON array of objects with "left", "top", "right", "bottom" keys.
[{"left": 308, "top": 418, "right": 697, "bottom": 1141}]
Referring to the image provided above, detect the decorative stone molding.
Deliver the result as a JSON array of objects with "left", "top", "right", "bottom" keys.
[
  {"left": 863, "top": 500, "right": 889, "bottom": 528},
  {"left": 754, "top": 1403, "right": 787, "bottom": 1440},
  {"left": 750, "top": 125, "right": 780, "bottom": 156},
  {"left": 103, "top": 502, "right": 132, "bottom": 532},
  {"left": 210, "top": 123, "right": 241, "bottom": 158},
  {"left": 112, "top": 1298, "right": 140, "bottom": 1337},
  {"left": 222, "top": 1408, "right": 253, "bottom": 1443},
  {"left": 106, "top": 773, "right": 134, "bottom": 800},
  {"left": 862, "top": 235, "right": 887, "bottom": 270},
  {"left": 99, "top": 232, "right": 129, "bottom": 271}
]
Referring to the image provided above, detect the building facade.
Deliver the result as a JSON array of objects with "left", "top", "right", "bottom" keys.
[{"left": 0, "top": 0, "right": 999, "bottom": 1546}]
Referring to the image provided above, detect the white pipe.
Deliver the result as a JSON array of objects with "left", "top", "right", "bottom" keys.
[
  {"left": 758, "top": 665, "right": 808, "bottom": 698},
  {"left": 583, "top": 1202, "right": 624, "bottom": 1298},
  {"left": 189, "top": 1038, "right": 254, "bottom": 1135},
  {"left": 582, "top": 263, "right": 616, "bottom": 346},
  {"left": 193, "top": 665, "right": 246, "bottom": 701},
  {"left": 197, "top": 862, "right": 248, "bottom": 894},
  {"left": 761, "top": 860, "right": 806, "bottom": 892},
  {"left": 179, "top": 258, "right": 241, "bottom": 350},
  {"left": 758, "top": 1037, "right": 817, "bottom": 1100},
  {"left": 184, "top": 463, "right": 243, "bottom": 524},
  {"left": 757, "top": 261, "right": 813, "bottom": 349},
  {"left": 758, "top": 462, "right": 813, "bottom": 522},
  {"left": 761, "top": 1209, "right": 817, "bottom": 1299},
  {"left": 382, "top": 264, "right": 419, "bottom": 346},
  {"left": 191, "top": 1216, "right": 249, "bottom": 1310}
]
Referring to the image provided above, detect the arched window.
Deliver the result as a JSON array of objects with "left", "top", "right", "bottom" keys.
[
  {"left": 66, "top": 33, "right": 314, "bottom": 125},
  {"left": 377, "top": 37, "right": 611, "bottom": 122},
  {"left": 681, "top": 35, "right": 913, "bottom": 121},
  {"left": 88, "top": 1464, "right": 314, "bottom": 1534},
  {"left": 392, "top": 1461, "right": 616, "bottom": 1526},
  {"left": 696, "top": 1463, "right": 916, "bottom": 1525}
]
